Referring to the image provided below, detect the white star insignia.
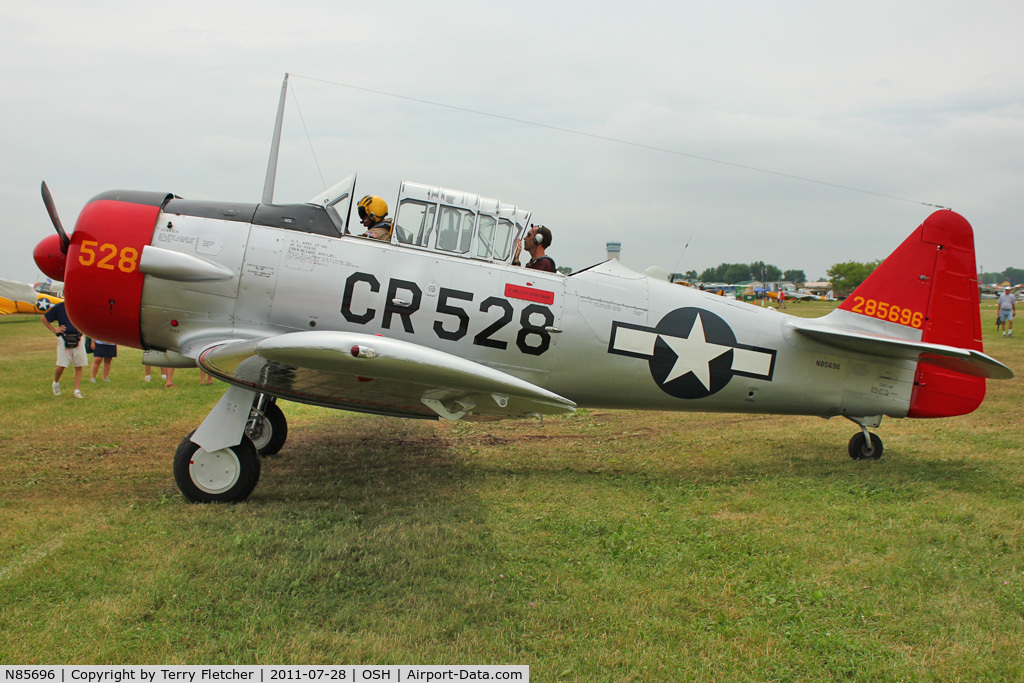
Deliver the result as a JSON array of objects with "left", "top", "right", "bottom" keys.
[
  {"left": 659, "top": 313, "right": 733, "bottom": 390},
  {"left": 607, "top": 310, "right": 775, "bottom": 398}
]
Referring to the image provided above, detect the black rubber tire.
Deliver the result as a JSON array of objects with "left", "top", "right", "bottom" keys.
[
  {"left": 848, "top": 432, "right": 884, "bottom": 460},
  {"left": 173, "top": 432, "right": 261, "bottom": 503},
  {"left": 246, "top": 401, "right": 288, "bottom": 457}
]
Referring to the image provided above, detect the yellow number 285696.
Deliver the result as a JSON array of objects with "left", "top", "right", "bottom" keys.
[{"left": 850, "top": 296, "right": 923, "bottom": 328}]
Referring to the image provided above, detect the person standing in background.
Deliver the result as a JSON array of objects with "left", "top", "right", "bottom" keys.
[
  {"left": 998, "top": 287, "right": 1016, "bottom": 337},
  {"left": 41, "top": 301, "right": 86, "bottom": 398},
  {"left": 90, "top": 339, "right": 117, "bottom": 382}
]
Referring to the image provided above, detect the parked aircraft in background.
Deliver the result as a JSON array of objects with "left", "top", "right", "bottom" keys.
[
  {"left": 0, "top": 277, "right": 63, "bottom": 315},
  {"left": 31, "top": 77, "right": 1013, "bottom": 503},
  {"left": 34, "top": 280, "right": 63, "bottom": 297},
  {"left": 980, "top": 282, "right": 1022, "bottom": 300},
  {"left": 765, "top": 288, "right": 835, "bottom": 302}
]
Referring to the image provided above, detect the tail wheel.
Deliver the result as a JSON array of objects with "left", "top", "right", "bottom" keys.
[
  {"left": 848, "top": 432, "right": 883, "bottom": 460},
  {"left": 246, "top": 400, "right": 288, "bottom": 457},
  {"left": 173, "top": 432, "right": 261, "bottom": 503}
]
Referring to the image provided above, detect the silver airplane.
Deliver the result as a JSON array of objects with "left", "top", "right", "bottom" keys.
[{"left": 32, "top": 81, "right": 1013, "bottom": 503}]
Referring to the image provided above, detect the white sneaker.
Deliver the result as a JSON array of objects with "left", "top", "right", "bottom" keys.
[
  {"left": 52, "top": 382, "right": 61, "bottom": 396},
  {"left": 90, "top": 377, "right": 97, "bottom": 383},
  {"left": 144, "top": 375, "right": 151, "bottom": 382},
  {"left": 161, "top": 374, "right": 167, "bottom": 380},
  {"left": 73, "top": 390, "right": 83, "bottom": 399}
]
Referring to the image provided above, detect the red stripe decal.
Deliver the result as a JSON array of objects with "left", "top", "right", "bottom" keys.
[{"left": 505, "top": 283, "right": 554, "bottom": 304}]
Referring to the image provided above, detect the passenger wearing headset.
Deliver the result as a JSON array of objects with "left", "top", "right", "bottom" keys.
[
  {"left": 516, "top": 224, "right": 556, "bottom": 272},
  {"left": 357, "top": 195, "right": 393, "bottom": 241}
]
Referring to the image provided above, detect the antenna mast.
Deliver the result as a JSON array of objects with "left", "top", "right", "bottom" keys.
[{"left": 262, "top": 73, "right": 289, "bottom": 205}]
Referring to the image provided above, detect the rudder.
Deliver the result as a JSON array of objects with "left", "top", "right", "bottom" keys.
[{"left": 838, "top": 210, "right": 985, "bottom": 417}]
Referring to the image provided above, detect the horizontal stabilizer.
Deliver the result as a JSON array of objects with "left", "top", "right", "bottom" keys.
[{"left": 788, "top": 319, "right": 1013, "bottom": 380}]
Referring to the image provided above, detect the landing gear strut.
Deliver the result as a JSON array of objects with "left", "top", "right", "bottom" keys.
[
  {"left": 174, "top": 386, "right": 284, "bottom": 503},
  {"left": 247, "top": 395, "right": 288, "bottom": 457},
  {"left": 845, "top": 415, "right": 884, "bottom": 460}
]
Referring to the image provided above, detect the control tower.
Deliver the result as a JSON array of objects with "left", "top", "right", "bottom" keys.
[{"left": 606, "top": 242, "right": 622, "bottom": 261}]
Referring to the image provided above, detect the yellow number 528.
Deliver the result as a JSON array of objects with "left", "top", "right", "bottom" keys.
[{"left": 78, "top": 240, "right": 139, "bottom": 274}]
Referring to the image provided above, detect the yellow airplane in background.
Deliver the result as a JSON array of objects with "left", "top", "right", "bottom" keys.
[
  {"left": 0, "top": 277, "right": 63, "bottom": 315},
  {"left": 764, "top": 288, "right": 835, "bottom": 303}
]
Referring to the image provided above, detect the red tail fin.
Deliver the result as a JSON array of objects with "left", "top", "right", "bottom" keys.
[{"left": 838, "top": 210, "right": 984, "bottom": 417}]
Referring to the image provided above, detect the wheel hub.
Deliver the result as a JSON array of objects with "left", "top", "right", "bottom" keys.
[
  {"left": 189, "top": 447, "right": 242, "bottom": 494},
  {"left": 246, "top": 417, "right": 270, "bottom": 449}
]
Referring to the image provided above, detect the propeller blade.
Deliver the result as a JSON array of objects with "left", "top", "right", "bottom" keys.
[{"left": 40, "top": 181, "right": 71, "bottom": 254}]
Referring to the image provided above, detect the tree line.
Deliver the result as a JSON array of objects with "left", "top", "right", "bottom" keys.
[
  {"left": 670, "top": 262, "right": 807, "bottom": 285},
  {"left": 670, "top": 260, "right": 879, "bottom": 295},
  {"left": 665, "top": 260, "right": 1023, "bottom": 295},
  {"left": 981, "top": 268, "right": 1024, "bottom": 285},
  {"left": 826, "top": 264, "right": 1024, "bottom": 295}
]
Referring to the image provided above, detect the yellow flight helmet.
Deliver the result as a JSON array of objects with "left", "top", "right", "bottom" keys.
[{"left": 357, "top": 195, "right": 389, "bottom": 222}]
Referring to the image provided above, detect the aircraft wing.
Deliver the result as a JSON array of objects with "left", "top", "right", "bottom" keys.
[
  {"left": 197, "top": 331, "right": 576, "bottom": 421},
  {"left": 788, "top": 319, "right": 1014, "bottom": 380}
]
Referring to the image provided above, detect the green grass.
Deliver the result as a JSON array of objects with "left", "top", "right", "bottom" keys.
[{"left": 1, "top": 306, "right": 1023, "bottom": 680}]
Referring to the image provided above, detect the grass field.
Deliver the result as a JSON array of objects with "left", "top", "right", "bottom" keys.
[{"left": 1, "top": 302, "right": 1022, "bottom": 680}]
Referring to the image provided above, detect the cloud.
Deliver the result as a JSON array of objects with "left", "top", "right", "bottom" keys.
[{"left": 4, "top": 0, "right": 1024, "bottom": 286}]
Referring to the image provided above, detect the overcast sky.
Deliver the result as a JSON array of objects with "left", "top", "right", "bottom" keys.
[{"left": 2, "top": 0, "right": 1022, "bottom": 286}]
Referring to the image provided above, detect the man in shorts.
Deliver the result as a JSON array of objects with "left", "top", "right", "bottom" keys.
[
  {"left": 998, "top": 287, "right": 1016, "bottom": 338},
  {"left": 41, "top": 302, "right": 87, "bottom": 398}
]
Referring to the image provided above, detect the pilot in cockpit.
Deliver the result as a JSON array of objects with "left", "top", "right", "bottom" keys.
[
  {"left": 357, "top": 195, "right": 393, "bottom": 241},
  {"left": 522, "top": 225, "right": 556, "bottom": 272}
]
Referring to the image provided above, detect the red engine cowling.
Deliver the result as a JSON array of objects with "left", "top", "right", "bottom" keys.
[{"left": 59, "top": 191, "right": 172, "bottom": 347}]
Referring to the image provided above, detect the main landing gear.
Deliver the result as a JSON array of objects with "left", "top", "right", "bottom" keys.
[
  {"left": 174, "top": 387, "right": 289, "bottom": 503},
  {"left": 246, "top": 395, "right": 288, "bottom": 457},
  {"left": 845, "top": 416, "right": 883, "bottom": 460},
  {"left": 173, "top": 432, "right": 261, "bottom": 503}
]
